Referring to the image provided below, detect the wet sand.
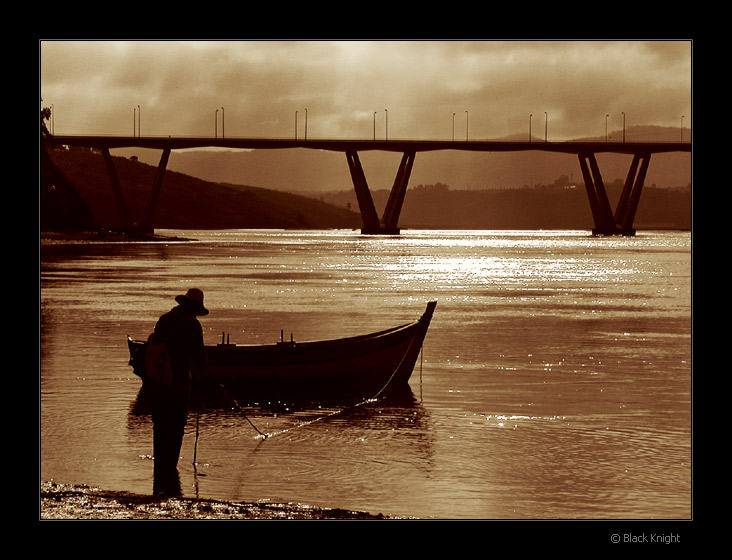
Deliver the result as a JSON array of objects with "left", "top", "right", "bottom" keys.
[{"left": 40, "top": 481, "right": 398, "bottom": 520}]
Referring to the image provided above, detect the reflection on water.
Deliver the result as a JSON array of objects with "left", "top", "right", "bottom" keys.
[{"left": 40, "top": 230, "right": 691, "bottom": 519}]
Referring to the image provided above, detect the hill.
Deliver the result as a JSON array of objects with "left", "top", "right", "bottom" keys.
[
  {"left": 42, "top": 146, "right": 362, "bottom": 232},
  {"left": 41, "top": 144, "right": 97, "bottom": 232}
]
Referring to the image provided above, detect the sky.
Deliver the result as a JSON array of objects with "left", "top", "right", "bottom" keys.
[{"left": 39, "top": 40, "right": 692, "bottom": 142}]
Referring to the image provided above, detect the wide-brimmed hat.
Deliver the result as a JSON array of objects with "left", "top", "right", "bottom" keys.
[{"left": 175, "top": 288, "right": 209, "bottom": 316}]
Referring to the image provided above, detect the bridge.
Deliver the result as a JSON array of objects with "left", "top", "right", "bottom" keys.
[{"left": 48, "top": 135, "right": 691, "bottom": 236}]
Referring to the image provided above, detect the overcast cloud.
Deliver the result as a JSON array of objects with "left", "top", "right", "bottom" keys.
[{"left": 40, "top": 40, "right": 692, "bottom": 142}]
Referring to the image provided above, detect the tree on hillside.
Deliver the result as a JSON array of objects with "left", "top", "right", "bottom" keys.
[{"left": 41, "top": 106, "right": 52, "bottom": 138}]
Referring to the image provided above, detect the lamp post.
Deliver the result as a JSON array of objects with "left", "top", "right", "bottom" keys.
[
  {"left": 373, "top": 112, "right": 377, "bottom": 141},
  {"left": 453, "top": 112, "right": 456, "bottom": 141},
  {"left": 133, "top": 107, "right": 136, "bottom": 137},
  {"left": 295, "top": 110, "right": 298, "bottom": 140},
  {"left": 622, "top": 112, "right": 626, "bottom": 143},
  {"left": 465, "top": 110, "right": 469, "bottom": 141},
  {"left": 544, "top": 112, "right": 547, "bottom": 143},
  {"left": 385, "top": 109, "right": 388, "bottom": 141},
  {"left": 605, "top": 114, "right": 609, "bottom": 142},
  {"left": 304, "top": 108, "right": 307, "bottom": 141},
  {"left": 681, "top": 115, "right": 684, "bottom": 143},
  {"left": 215, "top": 109, "right": 219, "bottom": 138},
  {"left": 137, "top": 105, "right": 141, "bottom": 137},
  {"left": 529, "top": 114, "right": 532, "bottom": 143},
  {"left": 221, "top": 107, "right": 225, "bottom": 139}
]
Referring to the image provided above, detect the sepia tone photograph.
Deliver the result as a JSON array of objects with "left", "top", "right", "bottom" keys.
[{"left": 40, "top": 40, "right": 692, "bottom": 533}]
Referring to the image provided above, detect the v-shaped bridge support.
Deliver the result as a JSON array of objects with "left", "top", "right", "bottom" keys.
[
  {"left": 99, "top": 144, "right": 653, "bottom": 237},
  {"left": 578, "top": 152, "right": 651, "bottom": 236},
  {"left": 102, "top": 147, "right": 171, "bottom": 234},
  {"left": 346, "top": 150, "right": 416, "bottom": 234}
]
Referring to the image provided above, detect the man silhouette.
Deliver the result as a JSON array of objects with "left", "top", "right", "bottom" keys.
[{"left": 150, "top": 288, "right": 208, "bottom": 496}]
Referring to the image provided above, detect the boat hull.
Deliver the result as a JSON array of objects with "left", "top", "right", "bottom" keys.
[{"left": 128, "top": 301, "right": 436, "bottom": 399}]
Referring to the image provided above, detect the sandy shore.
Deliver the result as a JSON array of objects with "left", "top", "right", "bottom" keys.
[{"left": 40, "top": 481, "right": 399, "bottom": 520}]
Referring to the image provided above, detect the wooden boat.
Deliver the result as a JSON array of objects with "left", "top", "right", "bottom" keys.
[{"left": 128, "top": 301, "right": 436, "bottom": 399}]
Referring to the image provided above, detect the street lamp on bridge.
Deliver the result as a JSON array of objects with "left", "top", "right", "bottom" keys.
[
  {"left": 622, "top": 112, "right": 626, "bottom": 143},
  {"left": 295, "top": 109, "right": 308, "bottom": 140},
  {"left": 681, "top": 115, "right": 684, "bottom": 143}
]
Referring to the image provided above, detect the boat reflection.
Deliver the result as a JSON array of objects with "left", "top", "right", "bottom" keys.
[{"left": 130, "top": 381, "right": 426, "bottom": 430}]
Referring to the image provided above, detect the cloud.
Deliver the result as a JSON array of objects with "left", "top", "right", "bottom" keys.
[{"left": 40, "top": 40, "right": 691, "bottom": 141}]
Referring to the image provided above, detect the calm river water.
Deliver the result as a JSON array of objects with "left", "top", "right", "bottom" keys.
[{"left": 40, "top": 229, "right": 691, "bottom": 520}]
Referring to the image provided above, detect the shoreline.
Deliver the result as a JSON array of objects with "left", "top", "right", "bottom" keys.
[
  {"left": 40, "top": 230, "right": 193, "bottom": 243},
  {"left": 40, "top": 481, "right": 399, "bottom": 520}
]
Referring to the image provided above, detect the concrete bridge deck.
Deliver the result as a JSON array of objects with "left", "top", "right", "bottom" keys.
[
  {"left": 51, "top": 135, "right": 691, "bottom": 155},
  {"left": 46, "top": 135, "right": 691, "bottom": 236}
]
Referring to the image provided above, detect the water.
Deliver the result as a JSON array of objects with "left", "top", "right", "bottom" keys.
[{"left": 40, "top": 229, "right": 691, "bottom": 519}]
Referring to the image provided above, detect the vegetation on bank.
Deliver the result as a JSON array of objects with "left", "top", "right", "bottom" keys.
[{"left": 319, "top": 180, "right": 691, "bottom": 231}]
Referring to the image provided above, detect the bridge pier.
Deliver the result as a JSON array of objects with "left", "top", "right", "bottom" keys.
[
  {"left": 615, "top": 153, "right": 651, "bottom": 235},
  {"left": 383, "top": 151, "right": 416, "bottom": 233},
  {"left": 578, "top": 152, "right": 650, "bottom": 236},
  {"left": 102, "top": 148, "right": 133, "bottom": 231},
  {"left": 53, "top": 135, "right": 686, "bottom": 237},
  {"left": 102, "top": 148, "right": 171, "bottom": 234},
  {"left": 346, "top": 150, "right": 415, "bottom": 235},
  {"left": 140, "top": 148, "right": 171, "bottom": 233}
]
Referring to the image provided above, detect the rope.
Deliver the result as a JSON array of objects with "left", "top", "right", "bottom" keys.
[
  {"left": 215, "top": 384, "right": 270, "bottom": 439},
  {"left": 192, "top": 314, "right": 430, "bottom": 448},
  {"left": 189, "top": 337, "right": 426, "bottom": 481},
  {"left": 241, "top": 367, "right": 392, "bottom": 441},
  {"left": 236, "top": 333, "right": 424, "bottom": 441}
]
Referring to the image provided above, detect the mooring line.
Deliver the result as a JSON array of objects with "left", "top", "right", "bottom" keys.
[
  {"left": 249, "top": 397, "right": 379, "bottom": 440},
  {"left": 195, "top": 316, "right": 428, "bottom": 448},
  {"left": 240, "top": 374, "right": 390, "bottom": 441},
  {"left": 192, "top": 355, "right": 406, "bottom": 466},
  {"left": 242, "top": 334, "right": 424, "bottom": 441},
  {"left": 253, "top": 332, "right": 424, "bottom": 440},
  {"left": 215, "top": 384, "right": 270, "bottom": 439}
]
